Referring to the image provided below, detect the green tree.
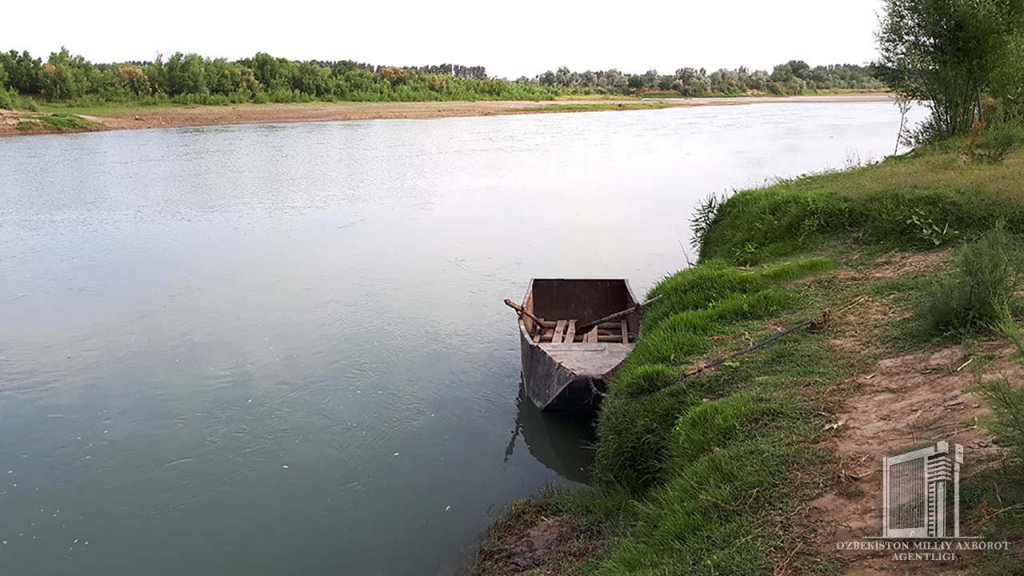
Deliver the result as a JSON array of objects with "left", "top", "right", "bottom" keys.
[
  {"left": 37, "top": 48, "right": 97, "bottom": 99},
  {"left": 770, "top": 60, "right": 811, "bottom": 84},
  {"left": 0, "top": 50, "right": 42, "bottom": 94},
  {"left": 163, "top": 53, "right": 209, "bottom": 95},
  {"left": 113, "top": 65, "right": 152, "bottom": 95},
  {"left": 875, "top": 0, "right": 1024, "bottom": 140},
  {"left": 770, "top": 62, "right": 794, "bottom": 82},
  {"left": 672, "top": 67, "right": 709, "bottom": 96},
  {"left": 990, "top": 33, "right": 1024, "bottom": 119},
  {"left": 0, "top": 61, "right": 11, "bottom": 110},
  {"left": 293, "top": 62, "right": 332, "bottom": 96},
  {"left": 246, "top": 53, "right": 295, "bottom": 92},
  {"left": 205, "top": 58, "right": 236, "bottom": 95}
]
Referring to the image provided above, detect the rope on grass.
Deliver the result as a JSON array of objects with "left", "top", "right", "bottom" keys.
[{"left": 594, "top": 296, "right": 871, "bottom": 401}]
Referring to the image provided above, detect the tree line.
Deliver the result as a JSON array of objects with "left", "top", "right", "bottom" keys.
[
  {"left": 0, "top": 48, "right": 885, "bottom": 109},
  {"left": 533, "top": 62, "right": 884, "bottom": 95},
  {"left": 0, "top": 50, "right": 557, "bottom": 108}
]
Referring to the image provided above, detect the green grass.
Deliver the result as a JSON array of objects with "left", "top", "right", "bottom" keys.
[
  {"left": 472, "top": 491, "right": 617, "bottom": 576},
  {"left": 591, "top": 327, "right": 849, "bottom": 575},
  {"left": 38, "top": 113, "right": 100, "bottom": 130},
  {"left": 35, "top": 101, "right": 189, "bottom": 116},
  {"left": 581, "top": 253, "right": 855, "bottom": 574},
  {"left": 15, "top": 113, "right": 100, "bottom": 132},
  {"left": 553, "top": 94, "right": 645, "bottom": 101},
  {"left": 698, "top": 129, "right": 1024, "bottom": 265}
]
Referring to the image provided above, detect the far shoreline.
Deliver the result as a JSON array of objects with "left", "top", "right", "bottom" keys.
[{"left": 0, "top": 93, "right": 895, "bottom": 138}]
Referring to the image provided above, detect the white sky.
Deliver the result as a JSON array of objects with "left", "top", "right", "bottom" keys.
[{"left": 3, "top": 0, "right": 884, "bottom": 78}]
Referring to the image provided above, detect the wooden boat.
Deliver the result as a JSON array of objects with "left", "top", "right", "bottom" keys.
[{"left": 511, "top": 279, "right": 643, "bottom": 411}]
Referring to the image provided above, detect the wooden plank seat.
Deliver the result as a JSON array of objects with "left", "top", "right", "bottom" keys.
[
  {"left": 563, "top": 320, "right": 576, "bottom": 344},
  {"left": 552, "top": 320, "right": 566, "bottom": 344},
  {"left": 534, "top": 318, "right": 630, "bottom": 343}
]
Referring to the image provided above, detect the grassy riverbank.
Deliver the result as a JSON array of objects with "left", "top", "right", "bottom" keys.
[{"left": 475, "top": 130, "right": 1024, "bottom": 575}]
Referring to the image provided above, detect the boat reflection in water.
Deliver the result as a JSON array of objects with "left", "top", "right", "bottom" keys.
[{"left": 504, "top": 380, "right": 597, "bottom": 485}]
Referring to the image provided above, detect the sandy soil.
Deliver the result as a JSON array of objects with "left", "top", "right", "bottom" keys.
[
  {"left": 0, "top": 94, "right": 894, "bottom": 137},
  {"left": 801, "top": 250, "right": 1018, "bottom": 576}
]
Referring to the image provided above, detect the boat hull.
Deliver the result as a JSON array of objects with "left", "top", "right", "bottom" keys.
[{"left": 519, "top": 327, "right": 633, "bottom": 410}]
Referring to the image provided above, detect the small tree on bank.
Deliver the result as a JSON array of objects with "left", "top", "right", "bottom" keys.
[{"left": 875, "top": 0, "right": 1024, "bottom": 141}]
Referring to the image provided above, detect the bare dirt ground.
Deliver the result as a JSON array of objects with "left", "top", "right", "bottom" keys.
[
  {"left": 472, "top": 500, "right": 606, "bottom": 576},
  {"left": 802, "top": 251, "right": 1020, "bottom": 575},
  {"left": 0, "top": 94, "right": 893, "bottom": 137}
]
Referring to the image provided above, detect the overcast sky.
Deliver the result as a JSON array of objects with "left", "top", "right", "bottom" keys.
[{"left": 3, "top": 0, "right": 884, "bottom": 78}]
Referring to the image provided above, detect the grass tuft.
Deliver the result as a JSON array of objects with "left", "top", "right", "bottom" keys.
[
  {"left": 921, "top": 225, "right": 1021, "bottom": 335},
  {"left": 13, "top": 113, "right": 99, "bottom": 132},
  {"left": 38, "top": 113, "right": 100, "bottom": 130},
  {"left": 666, "top": 391, "right": 788, "bottom": 473}
]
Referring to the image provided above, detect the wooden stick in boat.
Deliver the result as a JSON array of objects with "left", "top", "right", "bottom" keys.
[
  {"left": 503, "top": 299, "right": 546, "bottom": 329},
  {"left": 576, "top": 295, "right": 663, "bottom": 333}
]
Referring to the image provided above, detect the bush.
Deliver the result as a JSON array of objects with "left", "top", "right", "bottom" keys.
[
  {"left": 977, "top": 311, "right": 1024, "bottom": 459},
  {"left": 921, "top": 226, "right": 1021, "bottom": 334},
  {"left": 975, "top": 122, "right": 1024, "bottom": 163},
  {"left": 0, "top": 88, "right": 37, "bottom": 111}
]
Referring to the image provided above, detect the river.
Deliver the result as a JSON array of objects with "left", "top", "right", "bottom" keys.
[{"left": 0, "top": 101, "right": 925, "bottom": 575}]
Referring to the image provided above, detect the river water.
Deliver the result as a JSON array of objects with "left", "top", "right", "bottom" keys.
[{"left": 0, "top": 102, "right": 924, "bottom": 575}]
